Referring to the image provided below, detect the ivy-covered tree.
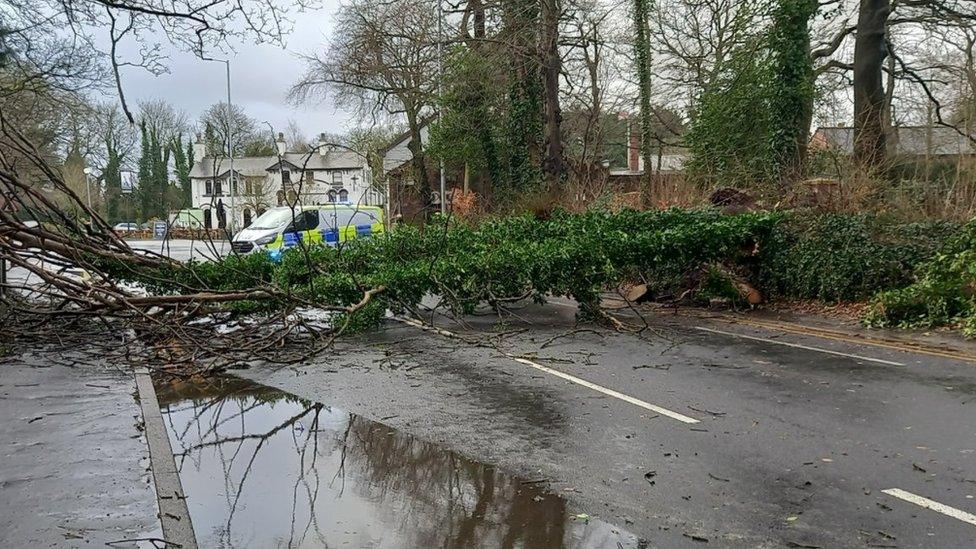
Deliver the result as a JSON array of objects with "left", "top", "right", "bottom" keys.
[
  {"left": 631, "top": 0, "right": 656, "bottom": 200},
  {"left": 503, "top": 0, "right": 544, "bottom": 192},
  {"left": 767, "top": 0, "right": 818, "bottom": 185}
]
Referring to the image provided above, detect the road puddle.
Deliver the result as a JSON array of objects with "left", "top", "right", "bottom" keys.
[{"left": 156, "top": 376, "right": 644, "bottom": 548}]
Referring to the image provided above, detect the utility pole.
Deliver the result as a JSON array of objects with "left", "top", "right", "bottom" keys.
[{"left": 437, "top": 0, "right": 446, "bottom": 214}]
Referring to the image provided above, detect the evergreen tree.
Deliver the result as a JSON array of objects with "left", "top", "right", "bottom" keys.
[
  {"left": 136, "top": 121, "right": 153, "bottom": 221},
  {"left": 171, "top": 134, "right": 192, "bottom": 204},
  {"left": 104, "top": 134, "right": 123, "bottom": 223}
]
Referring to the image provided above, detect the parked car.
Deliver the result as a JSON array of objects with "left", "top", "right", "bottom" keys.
[
  {"left": 231, "top": 205, "right": 385, "bottom": 257},
  {"left": 113, "top": 222, "right": 139, "bottom": 233}
]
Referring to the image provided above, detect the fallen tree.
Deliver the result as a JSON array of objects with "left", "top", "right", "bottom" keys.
[{"left": 2, "top": 115, "right": 780, "bottom": 372}]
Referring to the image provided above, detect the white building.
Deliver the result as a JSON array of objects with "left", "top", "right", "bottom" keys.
[{"left": 189, "top": 133, "right": 382, "bottom": 230}]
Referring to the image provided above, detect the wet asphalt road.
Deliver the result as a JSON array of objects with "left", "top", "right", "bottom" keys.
[{"left": 242, "top": 302, "right": 976, "bottom": 548}]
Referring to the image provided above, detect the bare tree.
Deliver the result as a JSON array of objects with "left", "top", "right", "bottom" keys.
[
  {"left": 853, "top": 0, "right": 891, "bottom": 167},
  {"left": 291, "top": 0, "right": 440, "bottom": 210},
  {"left": 1, "top": 0, "right": 314, "bottom": 122}
]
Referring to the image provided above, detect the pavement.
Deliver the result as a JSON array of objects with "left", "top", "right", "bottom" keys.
[
  {"left": 238, "top": 300, "right": 976, "bottom": 548},
  {"left": 0, "top": 348, "right": 160, "bottom": 547}
]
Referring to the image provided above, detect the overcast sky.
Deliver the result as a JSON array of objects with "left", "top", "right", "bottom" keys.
[{"left": 117, "top": 2, "right": 352, "bottom": 139}]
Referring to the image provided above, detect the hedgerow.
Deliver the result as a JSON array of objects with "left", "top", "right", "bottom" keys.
[
  {"left": 757, "top": 213, "right": 959, "bottom": 302},
  {"left": 864, "top": 218, "right": 976, "bottom": 336}
]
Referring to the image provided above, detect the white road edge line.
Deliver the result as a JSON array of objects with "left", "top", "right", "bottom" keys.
[
  {"left": 395, "top": 316, "right": 700, "bottom": 424},
  {"left": 511, "top": 357, "right": 700, "bottom": 424},
  {"left": 882, "top": 488, "right": 976, "bottom": 527},
  {"left": 694, "top": 326, "right": 905, "bottom": 366}
]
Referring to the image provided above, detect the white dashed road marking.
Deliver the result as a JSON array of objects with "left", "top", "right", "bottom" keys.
[
  {"left": 396, "top": 316, "right": 700, "bottom": 424},
  {"left": 694, "top": 326, "right": 905, "bottom": 366},
  {"left": 882, "top": 488, "right": 976, "bottom": 527}
]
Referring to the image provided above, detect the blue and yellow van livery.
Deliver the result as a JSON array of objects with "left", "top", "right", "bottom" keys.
[{"left": 231, "top": 205, "right": 385, "bottom": 259}]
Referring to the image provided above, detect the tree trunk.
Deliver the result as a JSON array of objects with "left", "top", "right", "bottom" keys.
[
  {"left": 472, "top": 0, "right": 486, "bottom": 41},
  {"left": 405, "top": 110, "right": 431, "bottom": 212},
  {"left": 631, "top": 0, "right": 656, "bottom": 204},
  {"left": 540, "top": 0, "right": 566, "bottom": 188},
  {"left": 853, "top": 0, "right": 891, "bottom": 169},
  {"left": 769, "top": 0, "right": 817, "bottom": 186}
]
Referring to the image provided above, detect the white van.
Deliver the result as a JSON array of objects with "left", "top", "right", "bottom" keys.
[{"left": 231, "top": 205, "right": 385, "bottom": 256}]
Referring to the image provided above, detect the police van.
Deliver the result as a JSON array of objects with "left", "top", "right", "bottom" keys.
[{"left": 231, "top": 204, "right": 385, "bottom": 258}]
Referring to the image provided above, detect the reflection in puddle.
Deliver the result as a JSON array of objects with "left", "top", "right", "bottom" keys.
[{"left": 156, "top": 377, "right": 644, "bottom": 548}]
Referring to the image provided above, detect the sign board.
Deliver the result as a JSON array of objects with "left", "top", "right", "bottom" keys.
[
  {"left": 121, "top": 171, "right": 137, "bottom": 194},
  {"left": 153, "top": 221, "right": 168, "bottom": 239}
]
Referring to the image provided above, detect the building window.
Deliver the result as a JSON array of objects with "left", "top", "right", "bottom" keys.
[
  {"left": 214, "top": 180, "right": 223, "bottom": 196},
  {"left": 203, "top": 208, "right": 212, "bottom": 229},
  {"left": 232, "top": 178, "right": 238, "bottom": 195},
  {"left": 282, "top": 169, "right": 291, "bottom": 185},
  {"left": 305, "top": 171, "right": 314, "bottom": 186},
  {"left": 331, "top": 171, "right": 342, "bottom": 186},
  {"left": 205, "top": 180, "right": 213, "bottom": 196},
  {"left": 243, "top": 208, "right": 252, "bottom": 227},
  {"left": 339, "top": 189, "right": 349, "bottom": 202},
  {"left": 327, "top": 190, "right": 337, "bottom": 203}
]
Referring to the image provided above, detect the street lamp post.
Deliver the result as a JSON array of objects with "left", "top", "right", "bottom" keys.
[
  {"left": 437, "top": 0, "right": 446, "bottom": 214},
  {"left": 83, "top": 167, "right": 94, "bottom": 229},
  {"left": 223, "top": 60, "right": 237, "bottom": 235},
  {"left": 82, "top": 167, "right": 94, "bottom": 210}
]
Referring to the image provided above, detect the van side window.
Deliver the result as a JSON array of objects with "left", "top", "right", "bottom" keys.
[
  {"left": 350, "top": 211, "right": 379, "bottom": 226},
  {"left": 288, "top": 210, "right": 319, "bottom": 232},
  {"left": 321, "top": 210, "right": 338, "bottom": 231},
  {"left": 334, "top": 209, "right": 355, "bottom": 228}
]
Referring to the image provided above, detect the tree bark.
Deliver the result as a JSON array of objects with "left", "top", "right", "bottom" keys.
[
  {"left": 472, "top": 0, "right": 485, "bottom": 41},
  {"left": 853, "top": 0, "right": 891, "bottom": 169},
  {"left": 405, "top": 109, "right": 432, "bottom": 211},
  {"left": 540, "top": 0, "right": 566, "bottom": 188},
  {"left": 632, "top": 0, "right": 656, "bottom": 203}
]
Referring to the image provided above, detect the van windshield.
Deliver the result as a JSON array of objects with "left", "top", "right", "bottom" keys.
[{"left": 249, "top": 208, "right": 305, "bottom": 230}]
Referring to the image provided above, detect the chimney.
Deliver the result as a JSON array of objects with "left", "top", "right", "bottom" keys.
[
  {"left": 317, "top": 133, "right": 328, "bottom": 157},
  {"left": 192, "top": 133, "right": 207, "bottom": 159},
  {"left": 275, "top": 132, "right": 286, "bottom": 156}
]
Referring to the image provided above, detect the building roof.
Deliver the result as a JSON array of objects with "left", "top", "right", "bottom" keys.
[
  {"left": 811, "top": 126, "right": 976, "bottom": 156},
  {"left": 189, "top": 150, "right": 365, "bottom": 178}
]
